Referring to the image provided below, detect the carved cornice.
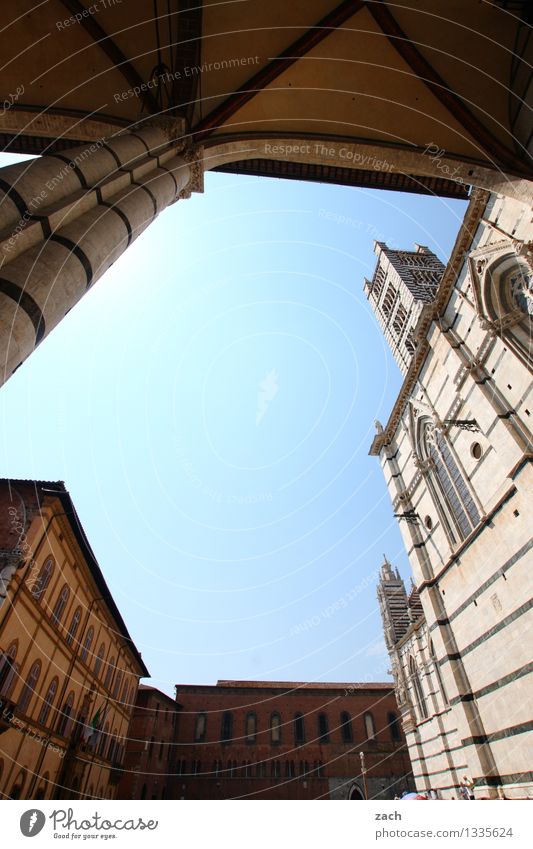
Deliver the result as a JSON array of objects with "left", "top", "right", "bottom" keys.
[
  {"left": 132, "top": 115, "right": 188, "bottom": 144},
  {"left": 178, "top": 146, "right": 205, "bottom": 198}
]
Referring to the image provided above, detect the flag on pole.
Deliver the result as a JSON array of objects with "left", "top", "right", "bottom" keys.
[{"left": 84, "top": 700, "right": 107, "bottom": 745}]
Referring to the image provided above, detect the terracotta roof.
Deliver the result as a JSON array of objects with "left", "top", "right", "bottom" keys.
[{"left": 137, "top": 684, "right": 176, "bottom": 704}]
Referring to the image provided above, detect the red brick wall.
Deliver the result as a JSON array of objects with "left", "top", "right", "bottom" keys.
[
  {"left": 118, "top": 687, "right": 178, "bottom": 800},
  {"left": 170, "top": 683, "right": 412, "bottom": 800}
]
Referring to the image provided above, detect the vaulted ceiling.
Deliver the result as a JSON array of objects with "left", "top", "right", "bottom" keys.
[{"left": 1, "top": 1, "right": 531, "bottom": 197}]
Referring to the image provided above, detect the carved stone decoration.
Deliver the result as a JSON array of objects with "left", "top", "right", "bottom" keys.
[
  {"left": 178, "top": 146, "right": 205, "bottom": 199},
  {"left": 132, "top": 115, "right": 188, "bottom": 144},
  {"left": 478, "top": 317, "right": 499, "bottom": 336},
  {"left": 413, "top": 454, "right": 428, "bottom": 473},
  {"left": 512, "top": 239, "right": 533, "bottom": 273},
  {"left": 467, "top": 239, "right": 512, "bottom": 320}
]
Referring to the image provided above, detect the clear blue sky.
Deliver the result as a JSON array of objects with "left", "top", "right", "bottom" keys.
[{"left": 0, "top": 153, "right": 467, "bottom": 696}]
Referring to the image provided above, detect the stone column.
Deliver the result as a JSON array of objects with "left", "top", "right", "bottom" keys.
[{"left": 0, "top": 126, "right": 203, "bottom": 385}]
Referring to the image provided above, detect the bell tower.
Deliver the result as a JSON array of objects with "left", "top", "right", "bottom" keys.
[{"left": 364, "top": 243, "right": 445, "bottom": 374}]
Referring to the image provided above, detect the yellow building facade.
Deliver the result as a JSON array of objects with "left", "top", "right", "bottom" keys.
[{"left": 0, "top": 479, "right": 149, "bottom": 800}]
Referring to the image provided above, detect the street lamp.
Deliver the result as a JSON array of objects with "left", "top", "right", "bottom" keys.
[{"left": 359, "top": 752, "right": 369, "bottom": 800}]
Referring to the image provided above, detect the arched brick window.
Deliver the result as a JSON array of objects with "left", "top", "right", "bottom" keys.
[
  {"left": 80, "top": 626, "right": 94, "bottom": 663},
  {"left": 317, "top": 712, "right": 329, "bottom": 742},
  {"left": 220, "top": 711, "right": 233, "bottom": 742},
  {"left": 94, "top": 643, "right": 105, "bottom": 677},
  {"left": 18, "top": 659, "right": 41, "bottom": 714},
  {"left": 57, "top": 690, "right": 75, "bottom": 736},
  {"left": 364, "top": 711, "right": 376, "bottom": 740},
  {"left": 0, "top": 642, "right": 18, "bottom": 698},
  {"left": 51, "top": 584, "right": 69, "bottom": 626},
  {"left": 66, "top": 607, "right": 82, "bottom": 646},
  {"left": 104, "top": 656, "right": 115, "bottom": 691},
  {"left": 340, "top": 711, "right": 353, "bottom": 743},
  {"left": 245, "top": 711, "right": 256, "bottom": 742},
  {"left": 294, "top": 712, "right": 305, "bottom": 745},
  {"left": 30, "top": 558, "right": 54, "bottom": 601},
  {"left": 38, "top": 676, "right": 58, "bottom": 726},
  {"left": 270, "top": 712, "right": 281, "bottom": 744}
]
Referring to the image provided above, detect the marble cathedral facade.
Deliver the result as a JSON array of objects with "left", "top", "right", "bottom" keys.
[{"left": 371, "top": 189, "right": 533, "bottom": 799}]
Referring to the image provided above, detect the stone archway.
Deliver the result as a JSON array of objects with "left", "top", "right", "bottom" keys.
[
  {"left": 349, "top": 783, "right": 364, "bottom": 799},
  {"left": 204, "top": 138, "right": 533, "bottom": 204}
]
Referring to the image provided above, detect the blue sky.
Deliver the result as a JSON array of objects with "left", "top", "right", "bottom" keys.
[{"left": 0, "top": 154, "right": 467, "bottom": 696}]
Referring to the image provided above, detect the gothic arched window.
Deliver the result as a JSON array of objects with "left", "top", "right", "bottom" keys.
[
  {"left": 364, "top": 712, "right": 376, "bottom": 740},
  {"left": 430, "top": 640, "right": 449, "bottom": 706},
  {"left": 388, "top": 711, "right": 402, "bottom": 742},
  {"left": 421, "top": 421, "right": 480, "bottom": 542},
  {"left": 392, "top": 303, "right": 407, "bottom": 337},
  {"left": 483, "top": 253, "right": 532, "bottom": 367},
  {"left": 381, "top": 286, "right": 396, "bottom": 319},
  {"left": 270, "top": 712, "right": 281, "bottom": 744},
  {"left": 409, "top": 656, "right": 428, "bottom": 720},
  {"left": 340, "top": 711, "right": 353, "bottom": 743},
  {"left": 220, "top": 711, "right": 233, "bottom": 742},
  {"left": 294, "top": 712, "right": 305, "bottom": 745},
  {"left": 405, "top": 330, "right": 416, "bottom": 356},
  {"left": 195, "top": 712, "right": 207, "bottom": 742},
  {"left": 245, "top": 711, "right": 257, "bottom": 742},
  {"left": 318, "top": 713, "right": 329, "bottom": 742}
]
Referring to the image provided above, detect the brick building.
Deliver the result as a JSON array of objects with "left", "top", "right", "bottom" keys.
[
  {"left": 0, "top": 479, "right": 149, "bottom": 800},
  {"left": 170, "top": 680, "right": 413, "bottom": 800},
  {"left": 118, "top": 685, "right": 179, "bottom": 800}
]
